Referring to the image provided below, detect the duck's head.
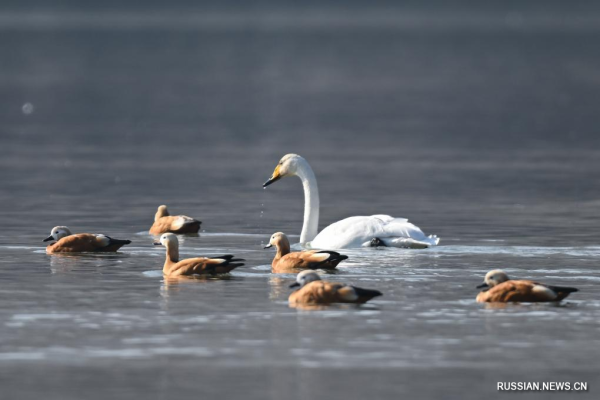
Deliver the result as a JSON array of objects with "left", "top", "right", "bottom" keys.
[
  {"left": 154, "top": 232, "right": 178, "bottom": 248},
  {"left": 477, "top": 269, "right": 510, "bottom": 289},
  {"left": 289, "top": 270, "right": 321, "bottom": 288},
  {"left": 155, "top": 205, "right": 170, "bottom": 219},
  {"left": 263, "top": 154, "right": 305, "bottom": 187},
  {"left": 263, "top": 232, "right": 289, "bottom": 249},
  {"left": 43, "top": 226, "right": 72, "bottom": 242}
]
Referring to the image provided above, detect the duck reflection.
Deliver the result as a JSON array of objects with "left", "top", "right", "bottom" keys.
[
  {"left": 159, "top": 273, "right": 236, "bottom": 308},
  {"left": 48, "top": 252, "right": 128, "bottom": 274}
]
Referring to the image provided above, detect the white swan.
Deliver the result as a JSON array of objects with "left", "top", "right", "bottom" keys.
[{"left": 263, "top": 154, "right": 440, "bottom": 249}]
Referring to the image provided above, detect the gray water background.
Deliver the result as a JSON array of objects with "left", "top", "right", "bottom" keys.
[{"left": 1, "top": 2, "right": 600, "bottom": 399}]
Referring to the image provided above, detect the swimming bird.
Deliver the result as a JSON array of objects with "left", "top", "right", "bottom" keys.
[
  {"left": 263, "top": 154, "right": 439, "bottom": 249},
  {"left": 149, "top": 205, "right": 201, "bottom": 235},
  {"left": 43, "top": 226, "right": 131, "bottom": 254},
  {"left": 288, "top": 270, "right": 382, "bottom": 305},
  {"left": 264, "top": 232, "right": 348, "bottom": 273},
  {"left": 154, "top": 233, "right": 244, "bottom": 277},
  {"left": 476, "top": 269, "right": 579, "bottom": 303}
]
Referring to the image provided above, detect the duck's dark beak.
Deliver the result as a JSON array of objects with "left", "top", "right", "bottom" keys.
[
  {"left": 153, "top": 242, "right": 162, "bottom": 246},
  {"left": 289, "top": 282, "right": 300, "bottom": 288},
  {"left": 263, "top": 244, "right": 272, "bottom": 249},
  {"left": 43, "top": 236, "right": 53, "bottom": 242},
  {"left": 476, "top": 283, "right": 489, "bottom": 289}
]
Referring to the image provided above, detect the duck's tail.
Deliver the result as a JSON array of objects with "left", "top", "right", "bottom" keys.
[
  {"left": 212, "top": 255, "right": 245, "bottom": 272},
  {"left": 108, "top": 238, "right": 132, "bottom": 246},
  {"left": 315, "top": 251, "right": 348, "bottom": 268},
  {"left": 548, "top": 285, "right": 579, "bottom": 301},
  {"left": 351, "top": 286, "right": 383, "bottom": 303}
]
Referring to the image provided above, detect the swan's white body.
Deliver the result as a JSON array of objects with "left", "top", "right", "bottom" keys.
[
  {"left": 311, "top": 215, "right": 438, "bottom": 249},
  {"left": 264, "top": 154, "right": 439, "bottom": 249}
]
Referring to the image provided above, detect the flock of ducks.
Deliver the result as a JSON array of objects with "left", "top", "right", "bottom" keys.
[{"left": 42, "top": 153, "right": 579, "bottom": 306}]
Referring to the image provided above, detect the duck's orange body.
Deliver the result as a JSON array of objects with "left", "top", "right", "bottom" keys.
[
  {"left": 288, "top": 270, "right": 382, "bottom": 306},
  {"left": 156, "top": 233, "right": 243, "bottom": 277},
  {"left": 266, "top": 232, "right": 347, "bottom": 273},
  {"left": 46, "top": 234, "right": 130, "bottom": 254},
  {"left": 44, "top": 226, "right": 131, "bottom": 254},
  {"left": 289, "top": 280, "right": 381, "bottom": 305},
  {"left": 149, "top": 205, "right": 201, "bottom": 235},
  {"left": 477, "top": 280, "right": 578, "bottom": 303},
  {"left": 476, "top": 270, "right": 578, "bottom": 303}
]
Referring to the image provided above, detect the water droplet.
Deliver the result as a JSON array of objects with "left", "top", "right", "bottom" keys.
[{"left": 22, "top": 102, "right": 34, "bottom": 115}]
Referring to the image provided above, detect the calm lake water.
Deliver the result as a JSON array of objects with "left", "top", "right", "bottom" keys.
[{"left": 1, "top": 3, "right": 600, "bottom": 399}]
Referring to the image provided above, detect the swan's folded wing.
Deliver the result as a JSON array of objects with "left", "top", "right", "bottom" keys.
[
  {"left": 311, "top": 216, "right": 390, "bottom": 248},
  {"left": 380, "top": 218, "right": 439, "bottom": 247},
  {"left": 369, "top": 215, "right": 401, "bottom": 224},
  {"left": 311, "top": 215, "right": 439, "bottom": 249}
]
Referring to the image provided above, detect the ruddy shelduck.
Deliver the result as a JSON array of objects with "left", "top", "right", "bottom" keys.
[
  {"left": 149, "top": 205, "right": 201, "bottom": 235},
  {"left": 264, "top": 232, "right": 348, "bottom": 273},
  {"left": 154, "top": 233, "right": 244, "bottom": 277},
  {"left": 288, "top": 270, "right": 382, "bottom": 305},
  {"left": 476, "top": 269, "right": 579, "bottom": 303},
  {"left": 43, "top": 226, "right": 131, "bottom": 254}
]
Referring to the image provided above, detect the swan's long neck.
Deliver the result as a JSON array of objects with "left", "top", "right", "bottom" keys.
[{"left": 295, "top": 159, "right": 320, "bottom": 244}]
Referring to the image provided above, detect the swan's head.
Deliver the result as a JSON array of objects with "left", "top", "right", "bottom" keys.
[
  {"left": 289, "top": 270, "right": 321, "bottom": 288},
  {"left": 263, "top": 154, "right": 305, "bottom": 187},
  {"left": 43, "top": 226, "right": 72, "bottom": 242},
  {"left": 154, "top": 232, "right": 178, "bottom": 248},
  {"left": 263, "top": 232, "right": 289, "bottom": 249},
  {"left": 477, "top": 269, "right": 510, "bottom": 289}
]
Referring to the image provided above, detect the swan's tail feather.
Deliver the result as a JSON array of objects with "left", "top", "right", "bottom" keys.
[
  {"left": 384, "top": 236, "right": 440, "bottom": 248},
  {"left": 428, "top": 234, "right": 440, "bottom": 246}
]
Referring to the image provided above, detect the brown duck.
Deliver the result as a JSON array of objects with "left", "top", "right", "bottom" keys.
[
  {"left": 476, "top": 269, "right": 578, "bottom": 303},
  {"left": 149, "top": 205, "right": 201, "bottom": 235},
  {"left": 288, "top": 270, "right": 382, "bottom": 306},
  {"left": 44, "top": 226, "right": 131, "bottom": 254},
  {"left": 264, "top": 232, "right": 348, "bottom": 273},
  {"left": 155, "top": 233, "right": 243, "bottom": 277}
]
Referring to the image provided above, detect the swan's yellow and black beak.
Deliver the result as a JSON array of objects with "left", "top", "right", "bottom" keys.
[{"left": 263, "top": 165, "right": 282, "bottom": 187}]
